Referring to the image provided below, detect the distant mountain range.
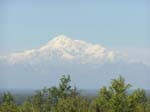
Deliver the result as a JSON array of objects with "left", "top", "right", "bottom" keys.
[{"left": 0, "top": 35, "right": 150, "bottom": 89}]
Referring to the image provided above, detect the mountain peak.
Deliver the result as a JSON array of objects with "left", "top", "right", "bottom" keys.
[
  {"left": 54, "top": 34, "right": 69, "bottom": 39},
  {"left": 1, "top": 35, "right": 122, "bottom": 64},
  {"left": 50, "top": 35, "right": 72, "bottom": 43}
]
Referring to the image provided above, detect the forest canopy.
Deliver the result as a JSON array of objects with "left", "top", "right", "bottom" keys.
[{"left": 0, "top": 75, "right": 150, "bottom": 112}]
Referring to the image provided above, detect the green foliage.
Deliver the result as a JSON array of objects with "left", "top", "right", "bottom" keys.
[
  {"left": 2, "top": 92, "right": 14, "bottom": 104},
  {"left": 53, "top": 96, "right": 89, "bottom": 112},
  {"left": 0, "top": 92, "right": 19, "bottom": 112},
  {"left": 0, "top": 75, "right": 150, "bottom": 112},
  {"left": 92, "top": 76, "right": 149, "bottom": 112},
  {"left": 20, "top": 101, "right": 33, "bottom": 112},
  {"left": 0, "top": 102, "right": 19, "bottom": 112}
]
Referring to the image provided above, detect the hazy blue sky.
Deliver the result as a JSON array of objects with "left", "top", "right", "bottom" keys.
[
  {"left": 0, "top": 0, "right": 149, "bottom": 55},
  {"left": 0, "top": 0, "right": 150, "bottom": 89}
]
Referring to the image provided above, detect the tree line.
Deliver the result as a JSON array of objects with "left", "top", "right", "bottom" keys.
[{"left": 0, "top": 75, "right": 150, "bottom": 112}]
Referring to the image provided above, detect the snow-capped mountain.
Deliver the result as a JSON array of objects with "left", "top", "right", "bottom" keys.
[
  {"left": 1, "top": 35, "right": 120, "bottom": 65},
  {"left": 0, "top": 35, "right": 150, "bottom": 89}
]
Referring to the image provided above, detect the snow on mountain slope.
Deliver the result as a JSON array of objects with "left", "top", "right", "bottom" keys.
[
  {"left": 0, "top": 35, "right": 150, "bottom": 89},
  {"left": 0, "top": 35, "right": 119, "bottom": 65}
]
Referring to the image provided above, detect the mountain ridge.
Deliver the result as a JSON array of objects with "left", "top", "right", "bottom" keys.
[
  {"left": 0, "top": 35, "right": 150, "bottom": 89},
  {"left": 0, "top": 35, "right": 119, "bottom": 65}
]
